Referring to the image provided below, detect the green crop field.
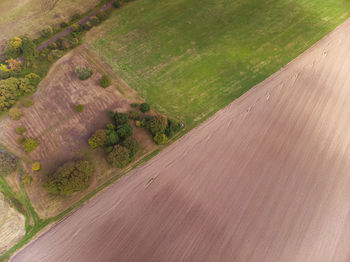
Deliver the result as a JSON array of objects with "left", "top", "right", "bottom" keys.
[{"left": 87, "top": 0, "right": 350, "bottom": 127}]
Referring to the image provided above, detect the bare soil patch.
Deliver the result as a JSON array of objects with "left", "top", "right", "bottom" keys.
[{"left": 11, "top": 19, "right": 350, "bottom": 262}]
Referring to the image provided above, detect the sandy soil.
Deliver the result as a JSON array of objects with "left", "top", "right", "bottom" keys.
[
  {"left": 0, "top": 193, "right": 25, "bottom": 255},
  {"left": 11, "top": 19, "right": 350, "bottom": 262}
]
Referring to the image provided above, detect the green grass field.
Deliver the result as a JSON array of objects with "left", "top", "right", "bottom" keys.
[{"left": 87, "top": 0, "right": 350, "bottom": 127}]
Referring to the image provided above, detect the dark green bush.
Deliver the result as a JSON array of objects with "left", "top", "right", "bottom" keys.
[
  {"left": 107, "top": 145, "right": 131, "bottom": 168},
  {"left": 140, "top": 103, "right": 150, "bottom": 113},
  {"left": 0, "top": 151, "right": 17, "bottom": 176},
  {"left": 75, "top": 66, "right": 93, "bottom": 80},
  {"left": 113, "top": 0, "right": 121, "bottom": 8},
  {"left": 146, "top": 115, "right": 168, "bottom": 135},
  {"left": 44, "top": 160, "right": 94, "bottom": 196},
  {"left": 153, "top": 133, "right": 168, "bottom": 145},
  {"left": 22, "top": 138, "right": 39, "bottom": 152},
  {"left": 96, "top": 11, "right": 107, "bottom": 21},
  {"left": 60, "top": 22, "right": 69, "bottom": 28},
  {"left": 89, "top": 16, "right": 100, "bottom": 26},
  {"left": 113, "top": 112, "right": 129, "bottom": 126},
  {"left": 117, "top": 123, "right": 133, "bottom": 139},
  {"left": 165, "top": 119, "right": 181, "bottom": 138},
  {"left": 88, "top": 129, "right": 107, "bottom": 149},
  {"left": 71, "top": 13, "right": 82, "bottom": 23},
  {"left": 121, "top": 137, "right": 140, "bottom": 158},
  {"left": 106, "top": 125, "right": 119, "bottom": 146},
  {"left": 100, "top": 75, "right": 111, "bottom": 88}
]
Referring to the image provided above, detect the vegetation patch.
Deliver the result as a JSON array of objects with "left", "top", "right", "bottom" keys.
[
  {"left": 0, "top": 151, "right": 17, "bottom": 176},
  {"left": 44, "top": 160, "right": 94, "bottom": 196}
]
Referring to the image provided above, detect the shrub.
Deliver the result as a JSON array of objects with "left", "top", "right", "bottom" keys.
[
  {"left": 22, "top": 174, "right": 33, "bottom": 184},
  {"left": 135, "top": 120, "right": 141, "bottom": 128},
  {"left": 32, "top": 162, "right": 41, "bottom": 171},
  {"left": 40, "top": 25, "right": 54, "bottom": 38},
  {"left": 107, "top": 145, "right": 131, "bottom": 168},
  {"left": 96, "top": 11, "right": 107, "bottom": 21},
  {"left": 89, "top": 16, "right": 100, "bottom": 26},
  {"left": 75, "top": 66, "right": 93, "bottom": 80},
  {"left": 0, "top": 70, "right": 10, "bottom": 80},
  {"left": 21, "top": 36, "right": 37, "bottom": 59},
  {"left": 60, "top": 39, "right": 71, "bottom": 49},
  {"left": 25, "top": 73, "right": 40, "bottom": 86},
  {"left": 5, "top": 37, "right": 22, "bottom": 58},
  {"left": 6, "top": 59, "right": 22, "bottom": 71},
  {"left": 9, "top": 108, "right": 23, "bottom": 120},
  {"left": 0, "top": 151, "right": 16, "bottom": 176},
  {"left": 22, "top": 98, "right": 34, "bottom": 107},
  {"left": 153, "top": 133, "right": 168, "bottom": 145},
  {"left": 140, "top": 103, "right": 150, "bottom": 113},
  {"left": 165, "top": 119, "right": 181, "bottom": 138},
  {"left": 100, "top": 75, "right": 111, "bottom": 88},
  {"left": 22, "top": 138, "right": 39, "bottom": 152},
  {"left": 60, "top": 22, "right": 69, "bottom": 28},
  {"left": 121, "top": 137, "right": 140, "bottom": 158},
  {"left": 88, "top": 129, "right": 107, "bottom": 149},
  {"left": 44, "top": 160, "right": 94, "bottom": 196},
  {"left": 15, "top": 126, "right": 26, "bottom": 135},
  {"left": 76, "top": 104, "right": 85, "bottom": 112},
  {"left": 17, "top": 137, "right": 25, "bottom": 144},
  {"left": 116, "top": 123, "right": 133, "bottom": 139},
  {"left": 71, "top": 13, "right": 81, "bottom": 22},
  {"left": 71, "top": 23, "right": 81, "bottom": 32},
  {"left": 128, "top": 110, "right": 141, "bottom": 120},
  {"left": 113, "top": 0, "right": 122, "bottom": 8},
  {"left": 146, "top": 115, "right": 168, "bottom": 135},
  {"left": 113, "top": 112, "right": 129, "bottom": 125},
  {"left": 130, "top": 103, "right": 138, "bottom": 108}
]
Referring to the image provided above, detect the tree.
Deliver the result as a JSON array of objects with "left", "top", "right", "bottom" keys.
[
  {"left": 140, "top": 102, "right": 150, "bottom": 113},
  {"left": 116, "top": 123, "right": 133, "bottom": 139},
  {"left": 6, "top": 59, "right": 22, "bottom": 71},
  {"left": 121, "top": 137, "right": 140, "bottom": 158},
  {"left": 105, "top": 124, "right": 119, "bottom": 146},
  {"left": 75, "top": 66, "right": 93, "bottom": 80},
  {"left": 22, "top": 138, "right": 39, "bottom": 152},
  {"left": 100, "top": 75, "right": 111, "bottom": 88},
  {"left": 89, "top": 16, "right": 100, "bottom": 26},
  {"left": 113, "top": 112, "right": 129, "bottom": 126},
  {"left": 146, "top": 115, "right": 168, "bottom": 135},
  {"left": 44, "top": 160, "right": 94, "bottom": 196},
  {"left": 0, "top": 152, "right": 17, "bottom": 176},
  {"left": 88, "top": 129, "right": 107, "bottom": 149},
  {"left": 107, "top": 145, "right": 131, "bottom": 168},
  {"left": 153, "top": 133, "right": 168, "bottom": 145}
]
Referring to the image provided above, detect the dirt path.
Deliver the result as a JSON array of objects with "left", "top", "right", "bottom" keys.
[
  {"left": 11, "top": 19, "right": 350, "bottom": 262},
  {"left": 36, "top": 2, "right": 113, "bottom": 51}
]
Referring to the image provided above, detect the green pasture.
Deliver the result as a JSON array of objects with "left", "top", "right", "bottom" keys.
[{"left": 87, "top": 0, "right": 350, "bottom": 127}]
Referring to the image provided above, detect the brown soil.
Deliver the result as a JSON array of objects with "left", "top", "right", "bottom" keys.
[{"left": 11, "top": 16, "right": 350, "bottom": 262}]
